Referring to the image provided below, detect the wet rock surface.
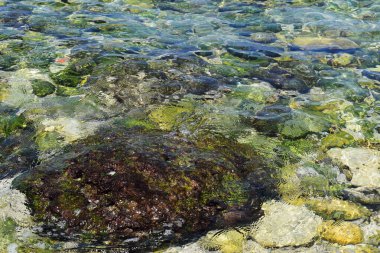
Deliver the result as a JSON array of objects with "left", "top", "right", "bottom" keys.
[
  {"left": 0, "top": 0, "right": 379, "bottom": 252},
  {"left": 14, "top": 127, "right": 272, "bottom": 249},
  {"left": 250, "top": 201, "right": 322, "bottom": 247}
]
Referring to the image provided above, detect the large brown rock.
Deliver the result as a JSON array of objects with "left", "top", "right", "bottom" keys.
[{"left": 15, "top": 127, "right": 273, "bottom": 249}]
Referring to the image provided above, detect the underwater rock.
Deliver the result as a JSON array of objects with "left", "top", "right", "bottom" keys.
[
  {"left": 251, "top": 105, "right": 292, "bottom": 136},
  {"left": 200, "top": 228, "right": 248, "bottom": 253},
  {"left": 31, "top": 79, "right": 56, "bottom": 97},
  {"left": 302, "top": 198, "right": 371, "bottom": 221},
  {"left": 243, "top": 240, "right": 339, "bottom": 253},
  {"left": 290, "top": 36, "right": 359, "bottom": 53},
  {"left": 280, "top": 113, "right": 329, "bottom": 139},
  {"left": 250, "top": 201, "right": 322, "bottom": 247},
  {"left": 231, "top": 81, "right": 277, "bottom": 104},
  {"left": 343, "top": 187, "right": 380, "bottom": 205},
  {"left": 327, "top": 148, "right": 380, "bottom": 187},
  {"left": 362, "top": 70, "right": 380, "bottom": 82},
  {"left": 226, "top": 41, "right": 283, "bottom": 58},
  {"left": 15, "top": 127, "right": 269, "bottom": 248},
  {"left": 0, "top": 109, "right": 37, "bottom": 179},
  {"left": 0, "top": 176, "right": 31, "bottom": 226},
  {"left": 321, "top": 131, "right": 355, "bottom": 150},
  {"left": 318, "top": 221, "right": 364, "bottom": 245},
  {"left": 250, "top": 32, "right": 277, "bottom": 44},
  {"left": 88, "top": 57, "right": 219, "bottom": 114},
  {"left": 251, "top": 64, "right": 312, "bottom": 92},
  {"left": 329, "top": 53, "right": 354, "bottom": 67}
]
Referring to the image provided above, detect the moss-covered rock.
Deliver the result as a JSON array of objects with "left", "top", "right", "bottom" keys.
[
  {"left": 321, "top": 131, "right": 355, "bottom": 150},
  {"left": 302, "top": 198, "right": 371, "bottom": 220},
  {"left": 280, "top": 112, "right": 329, "bottom": 139},
  {"left": 31, "top": 80, "right": 56, "bottom": 97},
  {"left": 318, "top": 221, "right": 364, "bottom": 245},
  {"left": 200, "top": 228, "right": 248, "bottom": 253},
  {"left": 148, "top": 102, "right": 194, "bottom": 131},
  {"left": 50, "top": 68, "right": 82, "bottom": 87},
  {"left": 15, "top": 127, "right": 268, "bottom": 248},
  {"left": 0, "top": 115, "right": 27, "bottom": 137},
  {"left": 55, "top": 85, "right": 83, "bottom": 97}
]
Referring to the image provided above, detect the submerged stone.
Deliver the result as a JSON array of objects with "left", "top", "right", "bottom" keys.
[
  {"left": 200, "top": 228, "right": 248, "bottom": 253},
  {"left": 250, "top": 201, "right": 322, "bottom": 247},
  {"left": 318, "top": 221, "right": 364, "bottom": 245},
  {"left": 250, "top": 32, "right": 277, "bottom": 44},
  {"left": 362, "top": 70, "right": 380, "bottom": 82},
  {"left": 343, "top": 187, "right": 380, "bottom": 205},
  {"left": 31, "top": 79, "right": 55, "bottom": 97},
  {"left": 327, "top": 148, "right": 380, "bottom": 187},
  {"left": 290, "top": 37, "right": 359, "bottom": 53},
  {"left": 15, "top": 127, "right": 269, "bottom": 248},
  {"left": 302, "top": 198, "right": 371, "bottom": 221}
]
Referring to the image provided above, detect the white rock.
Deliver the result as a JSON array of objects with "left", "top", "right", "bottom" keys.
[
  {"left": 0, "top": 176, "right": 31, "bottom": 226},
  {"left": 250, "top": 201, "right": 322, "bottom": 247},
  {"left": 243, "top": 240, "right": 338, "bottom": 253},
  {"left": 327, "top": 148, "right": 380, "bottom": 187},
  {"left": 163, "top": 242, "right": 208, "bottom": 253}
]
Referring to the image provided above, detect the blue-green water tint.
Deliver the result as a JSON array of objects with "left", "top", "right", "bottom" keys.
[{"left": 0, "top": 0, "right": 380, "bottom": 252}]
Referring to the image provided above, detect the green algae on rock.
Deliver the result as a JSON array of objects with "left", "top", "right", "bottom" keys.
[
  {"left": 15, "top": 127, "right": 272, "bottom": 248},
  {"left": 318, "top": 221, "right": 364, "bottom": 245},
  {"left": 301, "top": 198, "right": 371, "bottom": 220},
  {"left": 31, "top": 80, "right": 56, "bottom": 97}
]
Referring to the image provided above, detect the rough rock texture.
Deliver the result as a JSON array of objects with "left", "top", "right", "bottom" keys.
[
  {"left": 318, "top": 221, "right": 364, "bottom": 245},
  {"left": 343, "top": 187, "right": 380, "bottom": 205},
  {"left": 15, "top": 127, "right": 273, "bottom": 248},
  {"left": 327, "top": 148, "right": 380, "bottom": 187},
  {"left": 302, "top": 198, "right": 371, "bottom": 220},
  {"left": 0, "top": 177, "right": 31, "bottom": 226},
  {"left": 250, "top": 201, "right": 322, "bottom": 247}
]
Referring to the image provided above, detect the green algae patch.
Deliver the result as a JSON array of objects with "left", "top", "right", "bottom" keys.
[
  {"left": 318, "top": 221, "right": 364, "bottom": 245},
  {"left": 200, "top": 173, "right": 249, "bottom": 207},
  {"left": 124, "top": 0, "right": 153, "bottom": 8},
  {"left": 0, "top": 218, "right": 17, "bottom": 251},
  {"left": 50, "top": 69, "right": 83, "bottom": 87},
  {"left": 149, "top": 102, "right": 195, "bottom": 131},
  {"left": 56, "top": 85, "right": 83, "bottom": 97},
  {"left": 303, "top": 198, "right": 371, "bottom": 220},
  {"left": 280, "top": 113, "right": 329, "bottom": 139},
  {"left": 321, "top": 131, "right": 355, "bottom": 150},
  {"left": 0, "top": 115, "right": 27, "bottom": 137},
  {"left": 201, "top": 228, "right": 248, "bottom": 253},
  {"left": 121, "top": 118, "right": 156, "bottom": 130},
  {"left": 31, "top": 80, "right": 56, "bottom": 97}
]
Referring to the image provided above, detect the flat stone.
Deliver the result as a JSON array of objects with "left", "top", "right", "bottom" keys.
[
  {"left": 327, "top": 148, "right": 380, "bottom": 187},
  {"left": 343, "top": 187, "right": 380, "bottom": 205},
  {"left": 291, "top": 37, "right": 359, "bottom": 53},
  {"left": 250, "top": 201, "right": 322, "bottom": 247}
]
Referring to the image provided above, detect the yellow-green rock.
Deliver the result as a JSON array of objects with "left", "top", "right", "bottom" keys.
[
  {"left": 148, "top": 103, "right": 194, "bottom": 131},
  {"left": 303, "top": 198, "right": 371, "bottom": 220},
  {"left": 292, "top": 37, "right": 359, "bottom": 51},
  {"left": 331, "top": 53, "right": 354, "bottom": 67},
  {"left": 319, "top": 221, "right": 364, "bottom": 245},
  {"left": 321, "top": 131, "right": 354, "bottom": 150},
  {"left": 201, "top": 229, "right": 247, "bottom": 253}
]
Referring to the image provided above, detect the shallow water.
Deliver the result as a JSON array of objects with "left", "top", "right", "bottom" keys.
[{"left": 0, "top": 0, "right": 379, "bottom": 252}]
